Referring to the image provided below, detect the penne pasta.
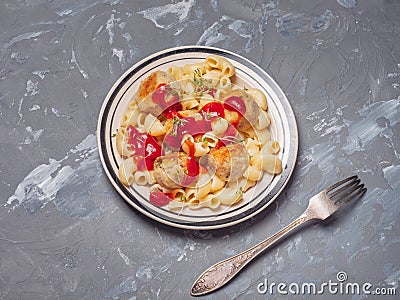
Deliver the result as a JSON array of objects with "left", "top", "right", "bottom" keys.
[
  {"left": 120, "top": 106, "right": 141, "bottom": 128},
  {"left": 181, "top": 96, "right": 199, "bottom": 110},
  {"left": 134, "top": 171, "right": 153, "bottom": 185},
  {"left": 182, "top": 135, "right": 210, "bottom": 157},
  {"left": 245, "top": 138, "right": 260, "bottom": 156},
  {"left": 254, "top": 109, "right": 271, "bottom": 130},
  {"left": 118, "top": 157, "right": 137, "bottom": 186},
  {"left": 264, "top": 141, "right": 280, "bottom": 155},
  {"left": 195, "top": 173, "right": 212, "bottom": 199},
  {"left": 261, "top": 154, "right": 283, "bottom": 174},
  {"left": 203, "top": 69, "right": 222, "bottom": 80},
  {"left": 206, "top": 55, "right": 235, "bottom": 77},
  {"left": 250, "top": 151, "right": 263, "bottom": 169},
  {"left": 210, "top": 175, "right": 225, "bottom": 192},
  {"left": 185, "top": 188, "right": 196, "bottom": 202},
  {"left": 218, "top": 76, "right": 231, "bottom": 90},
  {"left": 167, "top": 66, "right": 184, "bottom": 80},
  {"left": 116, "top": 127, "right": 135, "bottom": 157},
  {"left": 172, "top": 189, "right": 186, "bottom": 202},
  {"left": 238, "top": 177, "right": 257, "bottom": 192},
  {"left": 246, "top": 88, "right": 268, "bottom": 110},
  {"left": 182, "top": 61, "right": 211, "bottom": 75},
  {"left": 168, "top": 200, "right": 187, "bottom": 210},
  {"left": 244, "top": 165, "right": 263, "bottom": 181},
  {"left": 188, "top": 195, "right": 220, "bottom": 210},
  {"left": 213, "top": 184, "right": 243, "bottom": 206},
  {"left": 144, "top": 113, "right": 166, "bottom": 136},
  {"left": 136, "top": 111, "right": 147, "bottom": 131},
  {"left": 255, "top": 128, "right": 271, "bottom": 146},
  {"left": 201, "top": 132, "right": 219, "bottom": 147}
]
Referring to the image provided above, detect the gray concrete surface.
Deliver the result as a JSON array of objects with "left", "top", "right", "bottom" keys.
[{"left": 0, "top": 0, "right": 399, "bottom": 299}]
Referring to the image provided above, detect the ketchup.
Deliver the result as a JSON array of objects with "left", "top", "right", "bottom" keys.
[
  {"left": 223, "top": 96, "right": 246, "bottom": 128},
  {"left": 127, "top": 125, "right": 161, "bottom": 171},
  {"left": 152, "top": 83, "right": 183, "bottom": 118},
  {"left": 208, "top": 88, "right": 217, "bottom": 98},
  {"left": 164, "top": 115, "right": 212, "bottom": 149},
  {"left": 199, "top": 102, "right": 225, "bottom": 118},
  {"left": 149, "top": 191, "right": 174, "bottom": 207},
  {"left": 224, "top": 96, "right": 246, "bottom": 115},
  {"left": 214, "top": 124, "right": 239, "bottom": 149},
  {"left": 181, "top": 140, "right": 199, "bottom": 186},
  {"left": 163, "top": 100, "right": 244, "bottom": 150}
]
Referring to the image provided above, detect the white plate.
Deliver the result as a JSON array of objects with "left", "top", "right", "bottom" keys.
[{"left": 97, "top": 46, "right": 298, "bottom": 230}]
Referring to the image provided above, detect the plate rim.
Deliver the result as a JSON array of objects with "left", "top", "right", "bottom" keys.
[{"left": 97, "top": 45, "right": 298, "bottom": 230}]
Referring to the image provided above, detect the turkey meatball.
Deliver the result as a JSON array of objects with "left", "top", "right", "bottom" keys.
[
  {"left": 208, "top": 143, "right": 249, "bottom": 182},
  {"left": 222, "top": 89, "right": 259, "bottom": 131},
  {"left": 136, "top": 71, "right": 181, "bottom": 117}
]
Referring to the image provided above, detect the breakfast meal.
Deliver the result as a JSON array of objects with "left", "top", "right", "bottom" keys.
[{"left": 115, "top": 55, "right": 282, "bottom": 211}]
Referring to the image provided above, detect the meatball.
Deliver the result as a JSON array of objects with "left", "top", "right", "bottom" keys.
[
  {"left": 223, "top": 89, "right": 259, "bottom": 131},
  {"left": 136, "top": 71, "right": 180, "bottom": 116},
  {"left": 208, "top": 143, "right": 249, "bottom": 182},
  {"left": 153, "top": 152, "right": 188, "bottom": 189}
]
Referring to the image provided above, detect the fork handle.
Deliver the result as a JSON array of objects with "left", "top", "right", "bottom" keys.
[{"left": 191, "top": 214, "right": 308, "bottom": 296}]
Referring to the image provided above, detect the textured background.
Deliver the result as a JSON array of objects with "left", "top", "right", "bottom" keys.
[{"left": 0, "top": 0, "right": 399, "bottom": 299}]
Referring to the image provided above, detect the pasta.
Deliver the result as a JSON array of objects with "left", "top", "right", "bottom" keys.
[
  {"left": 264, "top": 141, "right": 280, "bottom": 155},
  {"left": 246, "top": 88, "right": 268, "bottom": 110},
  {"left": 116, "top": 128, "right": 135, "bottom": 157},
  {"left": 115, "top": 55, "right": 283, "bottom": 210},
  {"left": 195, "top": 173, "right": 212, "bottom": 199},
  {"left": 210, "top": 175, "right": 225, "bottom": 192},
  {"left": 254, "top": 109, "right": 271, "bottom": 130},
  {"left": 213, "top": 184, "right": 242, "bottom": 206},
  {"left": 261, "top": 153, "right": 283, "bottom": 174},
  {"left": 144, "top": 113, "right": 165, "bottom": 136},
  {"left": 118, "top": 157, "right": 137, "bottom": 185},
  {"left": 206, "top": 55, "right": 235, "bottom": 77},
  {"left": 211, "top": 118, "right": 229, "bottom": 137},
  {"left": 182, "top": 61, "right": 211, "bottom": 75},
  {"left": 167, "top": 66, "right": 184, "bottom": 80},
  {"left": 134, "top": 170, "right": 155, "bottom": 185}
]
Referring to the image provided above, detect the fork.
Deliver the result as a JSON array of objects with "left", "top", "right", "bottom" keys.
[{"left": 191, "top": 175, "right": 367, "bottom": 296}]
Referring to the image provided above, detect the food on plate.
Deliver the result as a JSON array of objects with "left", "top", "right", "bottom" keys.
[
  {"left": 153, "top": 152, "right": 190, "bottom": 189},
  {"left": 116, "top": 55, "right": 283, "bottom": 210},
  {"left": 222, "top": 89, "right": 259, "bottom": 131},
  {"left": 208, "top": 143, "right": 249, "bottom": 182},
  {"left": 136, "top": 71, "right": 181, "bottom": 117}
]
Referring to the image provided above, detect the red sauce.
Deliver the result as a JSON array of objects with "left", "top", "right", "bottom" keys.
[
  {"left": 225, "top": 124, "right": 238, "bottom": 138},
  {"left": 199, "top": 102, "right": 225, "bottom": 118},
  {"left": 164, "top": 102, "right": 230, "bottom": 149},
  {"left": 164, "top": 103, "right": 183, "bottom": 119},
  {"left": 215, "top": 124, "right": 239, "bottom": 149},
  {"left": 127, "top": 125, "right": 161, "bottom": 171},
  {"left": 224, "top": 96, "right": 246, "bottom": 115},
  {"left": 181, "top": 140, "right": 199, "bottom": 186},
  {"left": 224, "top": 96, "right": 246, "bottom": 128},
  {"left": 164, "top": 115, "right": 213, "bottom": 149},
  {"left": 132, "top": 156, "right": 146, "bottom": 171},
  {"left": 152, "top": 83, "right": 183, "bottom": 118},
  {"left": 163, "top": 101, "right": 243, "bottom": 150},
  {"left": 215, "top": 140, "right": 225, "bottom": 149},
  {"left": 208, "top": 88, "right": 217, "bottom": 97},
  {"left": 149, "top": 191, "right": 174, "bottom": 207}
]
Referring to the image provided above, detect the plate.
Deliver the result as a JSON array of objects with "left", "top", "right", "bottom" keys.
[{"left": 97, "top": 46, "right": 298, "bottom": 230}]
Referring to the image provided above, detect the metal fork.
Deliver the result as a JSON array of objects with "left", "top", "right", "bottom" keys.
[{"left": 191, "top": 175, "right": 367, "bottom": 296}]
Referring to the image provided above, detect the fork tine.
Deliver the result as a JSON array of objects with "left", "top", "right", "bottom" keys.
[
  {"left": 326, "top": 175, "right": 358, "bottom": 194},
  {"left": 335, "top": 185, "right": 367, "bottom": 208},
  {"left": 328, "top": 178, "right": 361, "bottom": 200}
]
